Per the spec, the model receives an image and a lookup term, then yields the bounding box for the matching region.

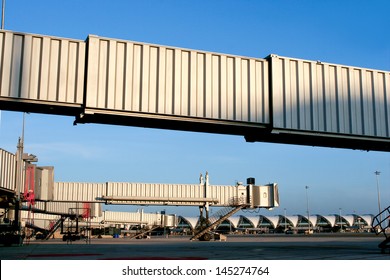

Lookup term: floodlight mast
[305,186,310,233]
[374,171,382,221]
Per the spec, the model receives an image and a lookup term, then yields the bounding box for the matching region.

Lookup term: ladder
[129,225,160,239]
[372,205,390,253]
[191,198,249,241]
[45,217,65,240]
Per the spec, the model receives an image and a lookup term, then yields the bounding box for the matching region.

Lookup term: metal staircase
[129,225,160,239]
[191,197,249,241]
[44,217,65,240]
[372,205,390,253]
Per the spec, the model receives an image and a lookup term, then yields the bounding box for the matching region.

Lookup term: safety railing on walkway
[45,217,65,240]
[372,205,390,253]
[128,225,160,239]
[190,197,249,241]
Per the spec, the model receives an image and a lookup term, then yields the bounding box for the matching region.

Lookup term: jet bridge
[1,145,279,244]
[52,174,279,241]
[52,173,279,210]
[1,30,389,151]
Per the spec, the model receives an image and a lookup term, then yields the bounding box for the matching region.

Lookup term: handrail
[372,205,390,237]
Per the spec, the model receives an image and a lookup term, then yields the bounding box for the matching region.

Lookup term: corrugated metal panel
[142,213,163,226]
[85,35,269,125]
[53,182,106,202]
[21,212,61,229]
[88,202,103,217]
[103,211,143,223]
[0,30,85,108]
[21,212,60,221]
[34,166,54,200]
[210,185,237,206]
[270,55,390,138]
[106,182,205,206]
[32,201,101,217]
[0,148,16,192]
[20,210,171,227]
[102,210,163,226]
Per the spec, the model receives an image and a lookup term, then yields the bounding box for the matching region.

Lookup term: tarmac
[1,233,390,260]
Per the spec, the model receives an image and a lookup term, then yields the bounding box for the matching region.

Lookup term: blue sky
[0,0,389,217]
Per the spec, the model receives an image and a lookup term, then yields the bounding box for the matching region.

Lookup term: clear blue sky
[0,0,389,217]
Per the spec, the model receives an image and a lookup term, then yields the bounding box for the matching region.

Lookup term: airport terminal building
[19,208,374,239]
[178,213,374,235]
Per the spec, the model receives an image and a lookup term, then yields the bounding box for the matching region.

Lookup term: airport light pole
[162,209,166,238]
[305,186,310,233]
[374,171,382,218]
[339,208,342,231]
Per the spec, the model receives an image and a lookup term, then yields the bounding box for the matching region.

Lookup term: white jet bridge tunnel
[1,148,278,213]
[52,173,279,210]
[50,173,279,241]
[2,147,279,241]
[1,30,389,151]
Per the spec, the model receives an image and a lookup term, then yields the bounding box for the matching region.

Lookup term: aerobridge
[1,147,278,242]
[1,148,279,210]
[53,175,278,209]
[1,30,389,151]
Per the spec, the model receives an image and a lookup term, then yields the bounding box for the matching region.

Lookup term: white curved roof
[228,216,241,228]
[309,215,317,226]
[180,217,199,229]
[245,216,260,227]
[298,215,317,226]
[322,215,337,227]
[262,215,280,228]
[178,213,374,229]
[285,215,299,227]
[342,215,355,227]
[356,214,373,225]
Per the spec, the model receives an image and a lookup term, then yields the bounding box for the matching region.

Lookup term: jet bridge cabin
[191,177,278,241]
[243,178,279,209]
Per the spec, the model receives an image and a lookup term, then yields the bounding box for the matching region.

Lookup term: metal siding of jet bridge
[102,210,163,226]
[21,212,61,229]
[105,182,207,206]
[104,182,277,207]
[34,166,54,201]
[53,182,106,202]
[53,181,209,206]
[21,212,60,222]
[270,55,390,139]
[32,201,102,217]
[210,185,238,206]
[252,184,279,209]
[0,30,86,114]
[50,180,279,208]
[83,35,270,130]
[103,210,147,224]
[0,148,16,192]
[0,30,389,151]
[105,182,256,207]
